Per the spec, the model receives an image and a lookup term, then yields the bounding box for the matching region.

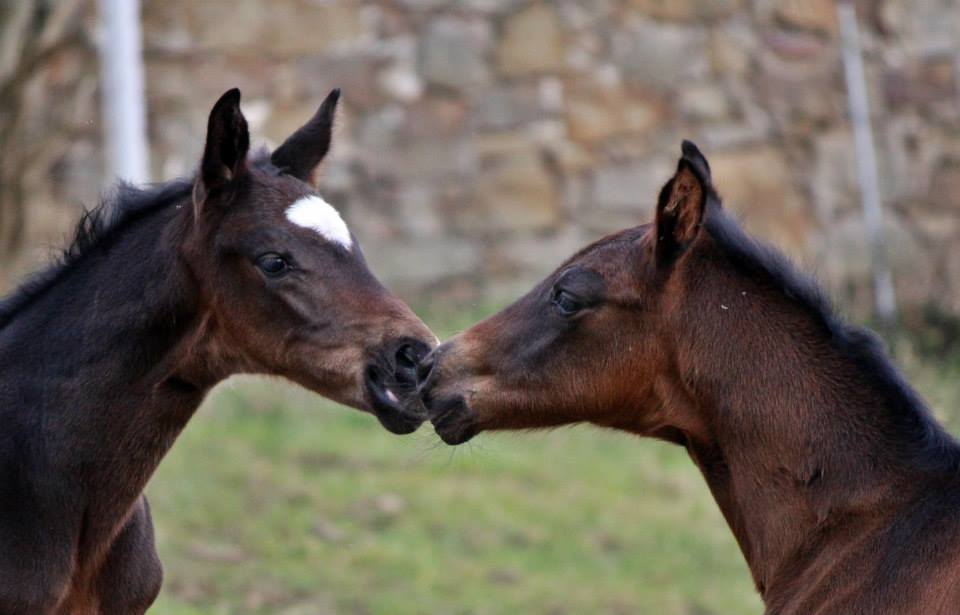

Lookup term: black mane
[0,152,284,331]
[705,205,960,472]
[0,178,194,330]
[705,205,836,335]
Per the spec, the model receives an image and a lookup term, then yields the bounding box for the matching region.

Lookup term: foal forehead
[567,225,650,272]
[284,194,353,250]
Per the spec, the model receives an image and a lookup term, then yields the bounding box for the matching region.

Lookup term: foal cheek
[289,345,367,405]
[448,329,504,377]
[303,340,365,380]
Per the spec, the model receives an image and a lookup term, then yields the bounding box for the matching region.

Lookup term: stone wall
[3,0,959,317]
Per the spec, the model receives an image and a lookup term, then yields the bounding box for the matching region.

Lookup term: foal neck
[0,197,223,517]
[669,269,960,604]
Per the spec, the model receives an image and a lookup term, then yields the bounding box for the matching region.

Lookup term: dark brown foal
[419,141,960,615]
[0,89,435,615]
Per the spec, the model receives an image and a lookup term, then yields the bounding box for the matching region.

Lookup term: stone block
[811,129,859,223]
[473,84,545,131]
[395,183,445,239]
[497,3,566,76]
[709,20,756,76]
[824,213,929,308]
[931,161,960,212]
[629,0,744,22]
[590,159,674,212]
[679,84,734,122]
[363,237,482,286]
[418,17,491,90]
[565,84,662,144]
[881,116,944,206]
[709,146,813,258]
[146,0,366,56]
[611,19,709,90]
[498,228,590,275]
[774,0,838,35]
[884,54,958,124]
[458,140,562,233]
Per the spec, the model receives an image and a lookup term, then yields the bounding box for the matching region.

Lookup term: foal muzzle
[364,339,432,434]
[416,345,479,445]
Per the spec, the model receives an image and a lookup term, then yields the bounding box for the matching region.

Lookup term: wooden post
[97,0,149,185]
[837,0,897,326]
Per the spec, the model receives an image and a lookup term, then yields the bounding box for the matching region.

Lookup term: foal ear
[197,88,250,205]
[655,140,712,261]
[270,88,340,185]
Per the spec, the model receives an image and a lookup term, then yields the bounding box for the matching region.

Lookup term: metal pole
[97,0,149,185]
[837,0,896,326]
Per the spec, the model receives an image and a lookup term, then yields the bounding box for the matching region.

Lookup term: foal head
[419,141,747,444]
[182,89,435,434]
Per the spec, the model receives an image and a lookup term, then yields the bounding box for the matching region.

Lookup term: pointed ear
[270,88,340,185]
[655,140,712,261]
[196,88,250,206]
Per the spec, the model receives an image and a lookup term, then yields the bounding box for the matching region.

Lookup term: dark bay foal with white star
[0,88,435,614]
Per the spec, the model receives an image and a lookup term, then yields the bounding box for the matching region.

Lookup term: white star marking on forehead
[285,195,353,249]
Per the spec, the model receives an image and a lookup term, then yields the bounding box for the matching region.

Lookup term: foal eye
[255,253,290,277]
[552,289,584,317]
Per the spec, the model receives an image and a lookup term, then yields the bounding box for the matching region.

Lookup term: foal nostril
[393,341,429,387]
[396,343,419,371]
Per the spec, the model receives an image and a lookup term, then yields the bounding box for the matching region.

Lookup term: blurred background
[1,1,959,614]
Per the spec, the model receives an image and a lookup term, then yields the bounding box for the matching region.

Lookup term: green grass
[147,313,960,615]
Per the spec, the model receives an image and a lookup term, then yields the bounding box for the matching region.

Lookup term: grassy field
[147,310,960,615]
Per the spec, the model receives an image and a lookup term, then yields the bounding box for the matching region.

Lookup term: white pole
[97,0,150,185]
[837,0,896,326]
